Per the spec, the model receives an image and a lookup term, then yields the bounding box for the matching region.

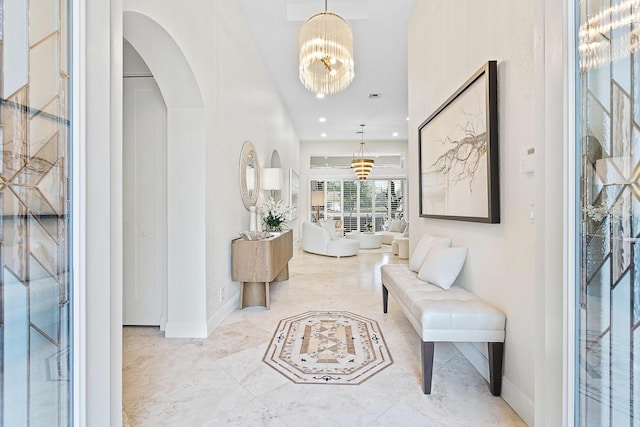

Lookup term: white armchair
[302,222,359,257]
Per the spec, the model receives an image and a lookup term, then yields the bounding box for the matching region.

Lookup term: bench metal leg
[488,342,504,396]
[382,285,389,313]
[421,341,435,394]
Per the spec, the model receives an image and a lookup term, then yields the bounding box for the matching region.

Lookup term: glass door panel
[1,0,73,425]
[577,0,639,424]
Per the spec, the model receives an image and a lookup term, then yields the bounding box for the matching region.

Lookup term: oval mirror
[239,141,260,209]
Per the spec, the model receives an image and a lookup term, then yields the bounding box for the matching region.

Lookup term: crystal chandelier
[352,125,374,180]
[298,0,355,95]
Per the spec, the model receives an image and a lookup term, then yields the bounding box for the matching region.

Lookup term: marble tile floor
[123,249,526,427]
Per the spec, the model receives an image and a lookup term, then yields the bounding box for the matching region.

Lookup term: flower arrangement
[583,200,608,222]
[259,197,293,231]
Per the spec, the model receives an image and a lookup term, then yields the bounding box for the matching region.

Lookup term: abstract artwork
[289,169,300,220]
[418,61,499,223]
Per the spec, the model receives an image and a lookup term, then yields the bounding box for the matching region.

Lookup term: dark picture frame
[418,61,499,223]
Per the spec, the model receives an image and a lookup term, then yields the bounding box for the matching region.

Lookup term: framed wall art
[418,61,499,223]
[289,169,300,220]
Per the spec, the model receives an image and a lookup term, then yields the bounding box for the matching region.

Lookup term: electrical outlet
[219,288,224,301]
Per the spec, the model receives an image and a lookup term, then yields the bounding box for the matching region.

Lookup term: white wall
[408,1,536,423]
[300,139,408,223]
[123,39,151,77]
[122,0,300,336]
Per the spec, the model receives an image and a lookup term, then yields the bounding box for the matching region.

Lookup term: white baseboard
[502,376,534,426]
[164,321,208,338]
[206,293,240,335]
[163,294,239,338]
[454,343,534,426]
[159,315,167,332]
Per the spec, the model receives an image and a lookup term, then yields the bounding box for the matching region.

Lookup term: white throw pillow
[417,245,468,290]
[408,234,452,272]
[402,222,409,237]
[388,219,403,232]
[318,221,337,240]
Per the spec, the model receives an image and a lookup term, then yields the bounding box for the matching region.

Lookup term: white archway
[123,11,208,337]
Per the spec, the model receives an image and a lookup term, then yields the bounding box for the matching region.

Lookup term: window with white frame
[310,179,405,233]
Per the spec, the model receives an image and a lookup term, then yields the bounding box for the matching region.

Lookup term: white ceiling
[236,0,415,143]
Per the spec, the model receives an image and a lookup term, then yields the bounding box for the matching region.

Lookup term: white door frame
[562,0,577,425]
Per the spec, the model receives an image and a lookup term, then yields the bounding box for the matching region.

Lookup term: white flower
[583,200,608,222]
[259,197,293,229]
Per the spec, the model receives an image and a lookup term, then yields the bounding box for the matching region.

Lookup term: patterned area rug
[263,311,393,385]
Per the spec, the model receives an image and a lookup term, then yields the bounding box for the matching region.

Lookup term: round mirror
[239,141,260,209]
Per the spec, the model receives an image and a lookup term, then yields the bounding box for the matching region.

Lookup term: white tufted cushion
[409,234,452,272]
[381,264,505,342]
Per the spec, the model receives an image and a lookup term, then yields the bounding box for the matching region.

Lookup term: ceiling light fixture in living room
[298,0,354,95]
[351,124,374,180]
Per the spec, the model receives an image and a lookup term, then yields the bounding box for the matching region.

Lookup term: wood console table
[231,229,293,309]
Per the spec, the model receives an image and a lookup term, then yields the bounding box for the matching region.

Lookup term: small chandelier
[352,124,374,180]
[298,0,355,95]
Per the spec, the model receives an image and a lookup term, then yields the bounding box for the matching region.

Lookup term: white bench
[381,263,506,395]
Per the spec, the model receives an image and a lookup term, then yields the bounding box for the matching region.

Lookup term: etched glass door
[0,0,73,425]
[577,0,639,424]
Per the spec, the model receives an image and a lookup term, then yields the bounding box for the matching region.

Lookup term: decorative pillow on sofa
[417,245,468,290]
[408,234,452,272]
[318,220,337,240]
[388,219,405,233]
[402,222,409,237]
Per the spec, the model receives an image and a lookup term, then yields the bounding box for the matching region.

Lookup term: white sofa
[302,222,359,257]
[379,218,408,244]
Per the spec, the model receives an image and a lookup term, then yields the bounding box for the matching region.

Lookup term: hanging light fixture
[298,0,355,95]
[352,124,374,180]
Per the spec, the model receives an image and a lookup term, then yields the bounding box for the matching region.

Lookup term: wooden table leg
[241,281,271,309]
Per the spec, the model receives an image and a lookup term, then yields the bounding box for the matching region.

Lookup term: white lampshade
[311,190,325,206]
[262,168,283,191]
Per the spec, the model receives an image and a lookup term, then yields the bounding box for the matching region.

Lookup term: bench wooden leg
[488,342,504,396]
[421,341,434,394]
[382,285,389,313]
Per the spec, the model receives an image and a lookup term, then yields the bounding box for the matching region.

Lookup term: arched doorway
[123,11,208,337]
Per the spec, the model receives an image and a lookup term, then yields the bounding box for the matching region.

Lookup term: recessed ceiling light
[316,93,325,99]
[321,133,327,137]
[406,117,410,121]
[319,117,326,122]
[392,132,399,137]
